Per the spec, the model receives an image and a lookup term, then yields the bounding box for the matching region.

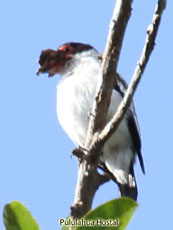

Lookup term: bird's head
[37,42,96,77]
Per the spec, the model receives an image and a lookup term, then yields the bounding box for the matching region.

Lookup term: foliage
[61,197,137,230]
[3,201,39,230]
[3,198,137,230]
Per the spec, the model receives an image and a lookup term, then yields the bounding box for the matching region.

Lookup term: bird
[37,42,145,200]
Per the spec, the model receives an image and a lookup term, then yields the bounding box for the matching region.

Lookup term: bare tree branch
[71,163,110,219]
[94,0,167,147]
[85,0,133,148]
[71,0,166,220]
[71,0,134,219]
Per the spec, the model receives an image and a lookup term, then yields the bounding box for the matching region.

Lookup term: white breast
[56,52,133,184]
[57,54,99,146]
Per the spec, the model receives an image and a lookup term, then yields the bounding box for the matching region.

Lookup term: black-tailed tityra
[37,42,145,200]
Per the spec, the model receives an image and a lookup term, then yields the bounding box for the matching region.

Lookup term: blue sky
[0,0,173,230]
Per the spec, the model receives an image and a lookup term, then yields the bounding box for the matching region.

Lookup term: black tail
[118,180,138,201]
[99,162,138,201]
[118,165,138,201]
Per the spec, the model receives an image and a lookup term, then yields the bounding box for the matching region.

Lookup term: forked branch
[71,0,166,220]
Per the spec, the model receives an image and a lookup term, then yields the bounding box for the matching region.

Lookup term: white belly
[57,71,133,184]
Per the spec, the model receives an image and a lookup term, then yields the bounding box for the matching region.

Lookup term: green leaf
[75,197,138,230]
[3,201,40,230]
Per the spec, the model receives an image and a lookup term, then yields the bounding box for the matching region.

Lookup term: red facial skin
[37,44,74,77]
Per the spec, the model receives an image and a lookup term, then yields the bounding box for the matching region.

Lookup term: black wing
[115,75,145,174]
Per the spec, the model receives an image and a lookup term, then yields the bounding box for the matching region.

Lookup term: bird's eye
[59,45,72,53]
[58,44,74,58]
[64,47,70,53]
